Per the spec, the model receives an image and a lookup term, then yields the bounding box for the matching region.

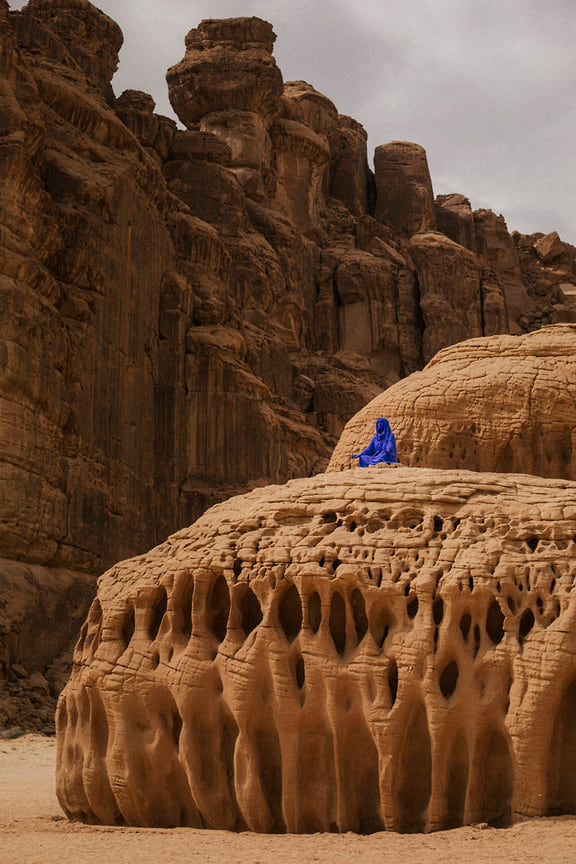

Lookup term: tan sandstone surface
[2,1,576,729]
[2,737,576,864]
[57,467,576,833]
[329,324,576,478]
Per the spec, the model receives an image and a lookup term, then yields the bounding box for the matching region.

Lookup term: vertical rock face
[1,7,576,728]
[56,468,576,832]
[374,141,437,235]
[20,0,122,103]
[407,232,483,362]
[435,194,477,254]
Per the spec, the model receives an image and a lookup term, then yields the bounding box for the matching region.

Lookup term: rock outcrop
[1,3,576,729]
[328,325,576,478]
[56,467,576,832]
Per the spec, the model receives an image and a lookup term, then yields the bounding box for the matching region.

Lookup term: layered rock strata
[2,3,576,727]
[329,325,576,478]
[56,467,576,832]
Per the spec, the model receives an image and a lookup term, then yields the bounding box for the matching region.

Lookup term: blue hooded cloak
[352,417,397,467]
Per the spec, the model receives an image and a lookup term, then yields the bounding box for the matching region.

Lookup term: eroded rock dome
[329,324,576,478]
[56,467,576,832]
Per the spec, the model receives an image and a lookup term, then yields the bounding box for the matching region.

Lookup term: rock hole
[433,626,439,653]
[388,659,398,706]
[527,537,539,552]
[506,596,516,613]
[88,597,102,625]
[322,511,337,523]
[178,576,194,639]
[536,595,543,611]
[433,596,444,625]
[454,518,461,529]
[486,599,505,644]
[329,591,347,655]
[121,604,135,648]
[370,607,391,649]
[208,574,230,643]
[239,586,263,637]
[319,556,325,568]
[295,656,305,689]
[473,623,481,658]
[148,587,168,640]
[308,592,322,633]
[434,515,443,532]
[496,581,502,593]
[348,520,357,532]
[351,589,368,645]
[278,584,302,643]
[550,578,557,593]
[76,622,88,654]
[469,576,474,593]
[332,558,341,572]
[439,659,459,699]
[172,707,183,749]
[407,595,419,619]
[460,612,471,642]
[233,558,242,578]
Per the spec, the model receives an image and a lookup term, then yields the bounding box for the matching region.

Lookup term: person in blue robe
[351,417,397,467]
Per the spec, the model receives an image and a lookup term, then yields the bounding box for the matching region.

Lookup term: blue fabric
[352,417,397,466]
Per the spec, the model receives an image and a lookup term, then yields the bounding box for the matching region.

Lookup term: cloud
[6,0,576,242]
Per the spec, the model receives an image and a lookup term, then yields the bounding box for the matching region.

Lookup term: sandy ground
[1,735,576,864]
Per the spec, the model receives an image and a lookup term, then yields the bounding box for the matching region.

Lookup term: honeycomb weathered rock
[56,467,576,832]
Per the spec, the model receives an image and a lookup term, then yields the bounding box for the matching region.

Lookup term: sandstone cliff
[56,467,576,832]
[1,2,575,727]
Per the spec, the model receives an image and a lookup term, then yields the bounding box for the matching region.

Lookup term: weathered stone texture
[1,4,576,728]
[329,325,576,479]
[56,468,576,831]
[374,141,436,235]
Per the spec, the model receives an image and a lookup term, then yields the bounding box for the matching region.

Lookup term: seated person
[351,417,397,467]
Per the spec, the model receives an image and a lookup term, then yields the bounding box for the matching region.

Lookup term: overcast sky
[9,0,576,244]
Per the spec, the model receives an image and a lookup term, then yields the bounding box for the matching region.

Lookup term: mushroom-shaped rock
[166,17,283,128]
[166,17,282,200]
[57,467,576,832]
[374,141,436,235]
[328,324,576,479]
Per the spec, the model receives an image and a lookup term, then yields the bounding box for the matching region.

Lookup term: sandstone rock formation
[328,325,576,479]
[56,467,576,831]
[375,142,436,235]
[1,2,576,729]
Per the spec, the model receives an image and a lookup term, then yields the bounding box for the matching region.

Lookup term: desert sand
[0,735,575,864]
